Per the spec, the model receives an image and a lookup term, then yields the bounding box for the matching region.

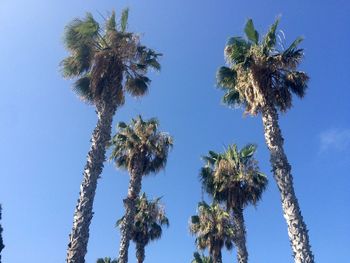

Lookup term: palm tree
[0,204,4,263]
[191,252,213,263]
[200,144,267,263]
[216,18,314,262]
[61,9,161,262]
[116,193,169,263]
[189,201,235,263]
[110,116,173,263]
[96,258,118,263]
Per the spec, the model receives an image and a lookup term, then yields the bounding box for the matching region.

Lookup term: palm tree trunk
[261,103,314,263]
[0,204,4,263]
[118,157,144,263]
[233,207,248,263]
[136,242,146,263]
[66,99,118,263]
[212,249,222,263]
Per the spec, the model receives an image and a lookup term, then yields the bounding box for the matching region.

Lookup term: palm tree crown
[61,9,161,104]
[217,18,309,114]
[192,252,213,263]
[189,202,235,261]
[96,257,118,263]
[200,144,267,210]
[110,115,173,175]
[116,193,169,246]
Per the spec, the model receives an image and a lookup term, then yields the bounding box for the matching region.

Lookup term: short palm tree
[110,116,173,263]
[116,193,169,263]
[189,201,235,263]
[96,258,118,263]
[0,204,4,263]
[216,18,314,262]
[191,252,213,263]
[61,9,161,262]
[200,144,267,263]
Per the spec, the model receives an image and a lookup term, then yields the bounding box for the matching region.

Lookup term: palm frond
[72,75,94,103]
[262,17,280,53]
[64,13,100,51]
[225,37,250,64]
[106,10,116,32]
[283,36,303,57]
[285,71,309,98]
[125,76,150,97]
[120,8,129,32]
[244,19,259,44]
[216,66,237,89]
[200,143,267,209]
[222,89,241,107]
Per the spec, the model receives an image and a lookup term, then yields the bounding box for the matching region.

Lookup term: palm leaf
[125,76,150,97]
[73,76,94,103]
[244,19,259,44]
[285,71,309,98]
[222,89,241,107]
[120,8,129,32]
[262,18,280,53]
[216,66,237,89]
[106,10,116,31]
[225,37,250,64]
[283,36,303,56]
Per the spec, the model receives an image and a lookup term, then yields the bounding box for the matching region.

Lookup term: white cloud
[319,128,350,152]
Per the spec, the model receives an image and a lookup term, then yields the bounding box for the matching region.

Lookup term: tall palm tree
[200,144,267,263]
[216,18,314,263]
[96,258,118,263]
[0,204,4,263]
[191,252,213,263]
[189,201,235,263]
[110,116,173,263]
[61,9,161,262]
[116,193,169,263]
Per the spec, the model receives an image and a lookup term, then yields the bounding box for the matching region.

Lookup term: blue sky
[0,0,349,262]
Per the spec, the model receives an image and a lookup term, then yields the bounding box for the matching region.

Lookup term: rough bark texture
[66,94,119,263]
[136,242,146,263]
[118,156,144,263]
[0,204,4,263]
[233,208,248,263]
[262,103,314,263]
[212,249,222,263]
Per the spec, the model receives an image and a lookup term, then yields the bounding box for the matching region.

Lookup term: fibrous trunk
[0,204,4,263]
[118,156,144,263]
[66,98,118,263]
[262,103,314,263]
[233,207,248,263]
[212,249,222,263]
[136,242,146,263]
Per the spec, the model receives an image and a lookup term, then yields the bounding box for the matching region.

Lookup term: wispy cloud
[319,128,350,152]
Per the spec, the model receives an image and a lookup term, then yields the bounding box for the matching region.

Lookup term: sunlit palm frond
[110,116,173,175]
[61,9,161,105]
[218,17,309,114]
[200,144,267,210]
[189,202,235,254]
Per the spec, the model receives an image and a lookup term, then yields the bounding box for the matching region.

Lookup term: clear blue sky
[0,0,349,262]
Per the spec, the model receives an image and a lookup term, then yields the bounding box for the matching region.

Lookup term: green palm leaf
[244,19,259,44]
